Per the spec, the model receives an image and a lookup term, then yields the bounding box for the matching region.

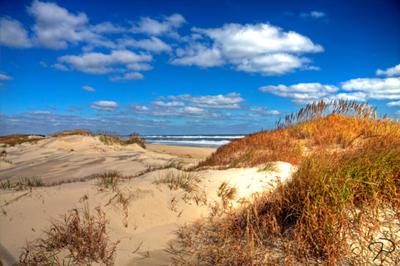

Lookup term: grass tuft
[0,176,44,191]
[96,171,122,192]
[154,171,201,193]
[19,204,119,265]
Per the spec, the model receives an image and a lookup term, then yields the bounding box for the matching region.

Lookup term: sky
[0,0,399,135]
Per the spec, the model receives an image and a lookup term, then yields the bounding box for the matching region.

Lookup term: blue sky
[0,0,399,135]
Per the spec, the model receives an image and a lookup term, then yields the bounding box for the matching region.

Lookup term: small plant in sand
[154,171,201,193]
[0,176,44,191]
[125,133,146,148]
[96,171,122,192]
[217,182,237,209]
[258,162,278,172]
[19,204,119,265]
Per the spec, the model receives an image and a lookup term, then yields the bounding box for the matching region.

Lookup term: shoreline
[146,143,216,159]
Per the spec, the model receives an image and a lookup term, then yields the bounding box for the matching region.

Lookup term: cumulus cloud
[242,106,280,117]
[27,0,94,49]
[131,13,185,36]
[387,101,400,107]
[90,100,118,111]
[172,44,224,67]
[152,101,185,107]
[376,64,400,77]
[341,77,400,100]
[259,83,338,103]
[130,93,245,118]
[168,92,245,109]
[117,37,171,53]
[109,72,144,81]
[91,22,127,34]
[82,85,95,92]
[259,75,400,106]
[172,23,322,75]
[0,17,32,48]
[58,50,152,74]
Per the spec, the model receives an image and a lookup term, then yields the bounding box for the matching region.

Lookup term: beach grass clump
[199,100,400,168]
[19,205,119,265]
[0,176,44,191]
[0,134,44,146]
[96,171,122,192]
[154,171,201,193]
[97,132,146,148]
[50,129,92,138]
[170,134,400,265]
[125,133,146,148]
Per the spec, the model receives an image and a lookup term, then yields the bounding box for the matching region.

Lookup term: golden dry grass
[19,204,119,265]
[199,101,400,168]
[0,134,44,146]
[50,129,92,138]
[171,101,400,265]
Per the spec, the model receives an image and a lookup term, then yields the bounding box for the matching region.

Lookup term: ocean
[142,135,245,147]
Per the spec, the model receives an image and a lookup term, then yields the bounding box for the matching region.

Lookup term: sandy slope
[0,136,295,265]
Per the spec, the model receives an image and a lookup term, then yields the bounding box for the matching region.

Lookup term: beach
[0,134,294,265]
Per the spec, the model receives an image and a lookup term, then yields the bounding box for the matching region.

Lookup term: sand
[0,135,295,265]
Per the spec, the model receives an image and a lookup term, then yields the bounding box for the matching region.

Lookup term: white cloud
[301,11,326,19]
[376,64,400,77]
[131,13,185,36]
[169,92,245,109]
[172,44,224,67]
[245,106,281,116]
[182,106,205,115]
[118,37,171,53]
[58,50,152,74]
[152,101,184,107]
[0,17,32,48]
[341,77,400,100]
[332,92,367,102]
[259,76,400,105]
[90,100,118,111]
[92,22,127,34]
[28,0,93,49]
[109,72,144,81]
[52,63,69,71]
[387,101,400,107]
[259,83,338,103]
[0,73,12,81]
[127,63,153,71]
[172,23,322,75]
[235,53,307,75]
[82,85,95,92]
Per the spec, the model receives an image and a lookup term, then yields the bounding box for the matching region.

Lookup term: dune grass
[97,132,146,148]
[96,170,122,192]
[0,134,44,146]
[0,176,44,191]
[170,101,400,265]
[19,204,119,265]
[154,171,201,193]
[199,100,400,168]
[50,129,92,138]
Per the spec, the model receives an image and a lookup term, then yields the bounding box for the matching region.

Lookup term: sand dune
[0,135,294,265]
